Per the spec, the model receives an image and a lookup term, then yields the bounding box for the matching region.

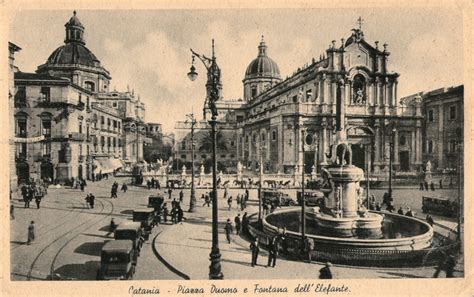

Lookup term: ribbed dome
[66,11,84,28]
[245,37,280,80]
[47,43,100,67]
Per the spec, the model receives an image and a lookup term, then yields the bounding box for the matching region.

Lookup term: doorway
[351,145,365,169]
[399,151,410,171]
[17,162,29,184]
[41,162,54,181]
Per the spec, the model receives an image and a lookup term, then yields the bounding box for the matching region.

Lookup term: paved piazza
[10,177,461,280]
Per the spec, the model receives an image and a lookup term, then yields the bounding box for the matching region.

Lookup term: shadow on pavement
[50,261,100,280]
[74,241,107,257]
[221,258,252,267]
[120,209,134,215]
[82,232,113,239]
[379,271,427,278]
[10,241,26,246]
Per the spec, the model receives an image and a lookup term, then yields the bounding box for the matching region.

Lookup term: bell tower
[64,11,85,45]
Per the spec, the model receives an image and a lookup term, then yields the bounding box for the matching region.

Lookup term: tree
[198,130,228,153]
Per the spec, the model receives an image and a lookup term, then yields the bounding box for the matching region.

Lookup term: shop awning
[93,157,124,174]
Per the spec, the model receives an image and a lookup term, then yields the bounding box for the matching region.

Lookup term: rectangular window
[15,86,26,105]
[220,154,226,158]
[40,87,51,102]
[449,106,456,120]
[17,143,27,158]
[293,95,298,103]
[42,120,51,137]
[230,141,235,147]
[113,102,118,108]
[251,87,257,98]
[101,136,105,148]
[17,119,27,137]
[79,93,82,103]
[272,130,277,141]
[428,110,434,122]
[306,89,313,101]
[118,122,121,130]
[78,122,83,134]
[113,120,117,130]
[201,154,207,159]
[236,115,244,122]
[79,144,83,156]
[42,142,51,157]
[181,154,186,160]
[86,96,90,109]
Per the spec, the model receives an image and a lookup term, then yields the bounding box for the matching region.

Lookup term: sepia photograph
[2,2,472,296]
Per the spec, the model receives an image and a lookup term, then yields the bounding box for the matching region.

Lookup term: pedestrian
[304,236,315,263]
[263,201,269,216]
[171,206,178,224]
[424,181,429,191]
[179,190,184,204]
[110,185,117,199]
[224,188,229,200]
[121,183,128,193]
[227,196,233,210]
[250,237,260,267]
[245,188,249,201]
[234,214,241,235]
[80,179,85,192]
[35,195,42,209]
[147,180,151,190]
[426,214,434,227]
[27,221,35,245]
[419,181,424,191]
[224,219,233,243]
[430,182,435,191]
[168,188,172,200]
[405,207,414,217]
[242,212,249,235]
[236,194,241,209]
[434,253,456,278]
[319,262,333,279]
[267,236,278,268]
[397,207,404,215]
[162,203,168,223]
[375,202,382,211]
[108,218,117,236]
[177,205,184,223]
[280,228,289,254]
[203,194,211,207]
[439,179,443,189]
[10,204,15,220]
[88,193,95,209]
[157,180,161,190]
[240,197,246,211]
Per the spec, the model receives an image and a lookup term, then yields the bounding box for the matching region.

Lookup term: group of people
[110,181,119,198]
[147,177,161,190]
[419,180,438,191]
[73,178,87,191]
[85,193,96,208]
[397,205,415,217]
[223,212,250,243]
[161,200,184,224]
[225,189,250,211]
[20,182,47,209]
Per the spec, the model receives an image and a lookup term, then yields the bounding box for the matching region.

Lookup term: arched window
[352,74,366,105]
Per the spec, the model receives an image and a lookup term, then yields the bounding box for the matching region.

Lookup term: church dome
[244,37,281,80]
[45,11,101,68]
[47,43,100,67]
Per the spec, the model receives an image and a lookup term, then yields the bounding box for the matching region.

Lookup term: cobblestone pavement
[10,178,463,280]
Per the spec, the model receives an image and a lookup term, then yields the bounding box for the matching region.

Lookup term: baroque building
[402,85,463,171]
[235,27,423,174]
[12,11,150,184]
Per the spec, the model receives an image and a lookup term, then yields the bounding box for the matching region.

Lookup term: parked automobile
[262,189,296,206]
[96,240,137,280]
[297,190,325,206]
[132,209,156,240]
[422,196,458,217]
[114,222,144,255]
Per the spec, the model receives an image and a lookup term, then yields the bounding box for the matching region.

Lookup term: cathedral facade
[235,27,423,174]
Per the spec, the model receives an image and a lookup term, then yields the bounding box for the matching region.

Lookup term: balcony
[69,132,86,141]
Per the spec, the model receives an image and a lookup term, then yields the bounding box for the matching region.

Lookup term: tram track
[25,197,115,280]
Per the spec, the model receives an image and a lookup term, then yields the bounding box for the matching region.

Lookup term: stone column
[318,79,323,104]
[278,121,284,172]
[438,105,444,168]
[374,125,381,172]
[393,129,399,166]
[248,133,252,161]
[331,81,337,111]
[411,130,416,168]
[320,124,328,165]
[415,126,422,164]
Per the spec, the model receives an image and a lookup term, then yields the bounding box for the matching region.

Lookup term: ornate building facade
[236,28,423,174]
[12,11,150,184]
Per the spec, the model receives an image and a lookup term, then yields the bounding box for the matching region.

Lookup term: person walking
[267,236,278,268]
[424,181,429,191]
[177,205,184,223]
[430,182,435,191]
[250,238,260,267]
[227,196,233,211]
[426,214,434,227]
[121,183,128,193]
[35,195,42,209]
[168,188,173,200]
[179,190,184,204]
[88,193,95,209]
[162,203,168,223]
[224,219,233,244]
[107,218,117,237]
[319,262,333,279]
[80,179,85,192]
[439,179,443,189]
[242,212,249,235]
[27,221,35,245]
[234,214,241,235]
[419,181,424,191]
[110,185,117,199]
[171,206,178,224]
[203,194,211,207]
[304,236,315,263]
[10,204,15,220]
[236,194,242,210]
[240,197,246,211]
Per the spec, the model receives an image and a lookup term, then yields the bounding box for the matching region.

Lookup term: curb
[151,230,190,280]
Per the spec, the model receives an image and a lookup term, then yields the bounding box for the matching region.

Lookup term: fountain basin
[309,211,384,238]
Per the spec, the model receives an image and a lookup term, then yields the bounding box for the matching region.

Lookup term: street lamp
[188,39,223,280]
[186,113,197,212]
[388,128,396,202]
[301,129,306,245]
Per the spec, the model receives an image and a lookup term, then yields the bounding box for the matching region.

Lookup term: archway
[41,162,54,181]
[17,162,29,184]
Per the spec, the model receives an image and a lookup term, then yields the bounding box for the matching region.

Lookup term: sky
[9,9,463,132]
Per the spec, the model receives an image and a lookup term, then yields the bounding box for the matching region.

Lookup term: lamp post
[186,113,197,212]
[456,127,463,247]
[258,145,263,222]
[188,39,223,280]
[301,129,306,245]
[388,128,396,202]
